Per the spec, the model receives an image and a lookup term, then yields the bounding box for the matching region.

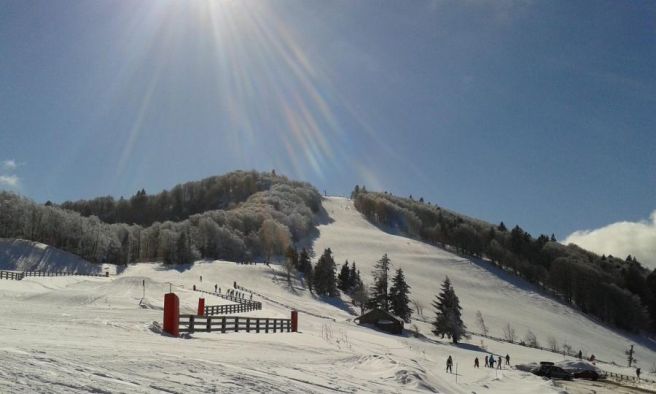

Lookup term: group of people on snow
[447,354,511,373]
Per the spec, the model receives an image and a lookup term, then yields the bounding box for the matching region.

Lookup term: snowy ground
[0,197,654,393]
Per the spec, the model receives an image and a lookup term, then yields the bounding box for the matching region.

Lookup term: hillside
[0,238,112,274]
[314,198,656,369]
[1,197,655,393]
[351,190,656,333]
[0,171,321,265]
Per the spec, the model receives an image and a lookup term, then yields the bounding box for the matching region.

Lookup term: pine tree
[337,260,351,291]
[312,248,337,296]
[432,277,467,344]
[348,261,359,290]
[367,253,391,311]
[298,248,313,291]
[389,268,412,322]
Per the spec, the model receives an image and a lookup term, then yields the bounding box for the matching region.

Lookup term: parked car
[573,369,600,381]
[532,363,574,380]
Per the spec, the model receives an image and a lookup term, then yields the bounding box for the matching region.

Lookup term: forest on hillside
[352,187,656,333]
[0,171,321,265]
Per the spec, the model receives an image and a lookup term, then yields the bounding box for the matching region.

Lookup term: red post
[163,293,180,337]
[198,298,205,316]
[291,310,298,333]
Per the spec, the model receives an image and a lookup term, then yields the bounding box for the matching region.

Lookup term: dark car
[532,364,574,380]
[573,370,600,381]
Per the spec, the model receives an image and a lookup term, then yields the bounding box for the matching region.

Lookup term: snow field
[0,196,654,392]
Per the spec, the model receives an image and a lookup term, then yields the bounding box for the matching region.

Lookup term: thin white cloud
[565,211,656,270]
[2,160,17,171]
[0,175,19,187]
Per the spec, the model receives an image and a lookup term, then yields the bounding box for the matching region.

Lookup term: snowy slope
[0,260,565,394]
[0,198,654,393]
[315,197,656,369]
[0,238,112,274]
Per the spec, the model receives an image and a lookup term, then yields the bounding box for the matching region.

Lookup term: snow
[0,197,653,393]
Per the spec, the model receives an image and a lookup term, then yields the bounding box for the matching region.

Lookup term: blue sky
[1,0,655,244]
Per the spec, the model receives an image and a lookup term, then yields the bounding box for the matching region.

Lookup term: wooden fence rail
[205,301,262,316]
[179,315,291,334]
[23,271,105,278]
[193,288,257,305]
[0,270,24,280]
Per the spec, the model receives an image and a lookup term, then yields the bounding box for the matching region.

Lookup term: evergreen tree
[389,268,412,322]
[498,221,508,232]
[305,264,314,293]
[312,248,337,296]
[367,253,391,311]
[298,248,312,273]
[348,262,360,290]
[432,276,467,344]
[337,260,351,291]
[298,248,314,291]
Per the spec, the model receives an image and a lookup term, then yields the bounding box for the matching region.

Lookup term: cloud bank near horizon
[565,211,656,270]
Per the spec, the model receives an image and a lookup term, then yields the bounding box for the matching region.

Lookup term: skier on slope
[446,356,453,373]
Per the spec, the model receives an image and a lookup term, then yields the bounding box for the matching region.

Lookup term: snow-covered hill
[315,197,656,368]
[0,238,113,274]
[0,197,654,393]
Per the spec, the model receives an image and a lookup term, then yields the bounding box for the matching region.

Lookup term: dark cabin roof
[355,309,405,335]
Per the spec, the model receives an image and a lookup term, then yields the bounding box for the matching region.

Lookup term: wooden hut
[354,308,404,335]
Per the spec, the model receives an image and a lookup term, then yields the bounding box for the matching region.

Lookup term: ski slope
[0,197,653,393]
[315,197,656,368]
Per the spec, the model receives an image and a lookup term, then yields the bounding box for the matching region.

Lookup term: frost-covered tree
[432,277,467,344]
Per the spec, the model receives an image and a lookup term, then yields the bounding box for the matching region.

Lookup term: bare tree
[352,284,369,315]
[475,310,489,336]
[503,323,516,343]
[562,342,573,356]
[524,329,539,348]
[547,336,559,352]
[412,299,425,320]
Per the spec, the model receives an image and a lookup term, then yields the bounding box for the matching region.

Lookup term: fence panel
[179,315,291,335]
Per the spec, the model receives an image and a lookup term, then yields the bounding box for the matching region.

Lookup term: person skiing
[484,355,489,368]
[497,356,502,369]
[505,354,510,365]
[214,284,218,293]
[474,357,479,368]
[446,356,453,373]
[489,356,495,368]
[578,350,582,359]
[637,368,641,380]
[200,275,203,283]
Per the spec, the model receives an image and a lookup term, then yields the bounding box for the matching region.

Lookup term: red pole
[198,298,205,316]
[291,310,298,332]
[163,293,180,337]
